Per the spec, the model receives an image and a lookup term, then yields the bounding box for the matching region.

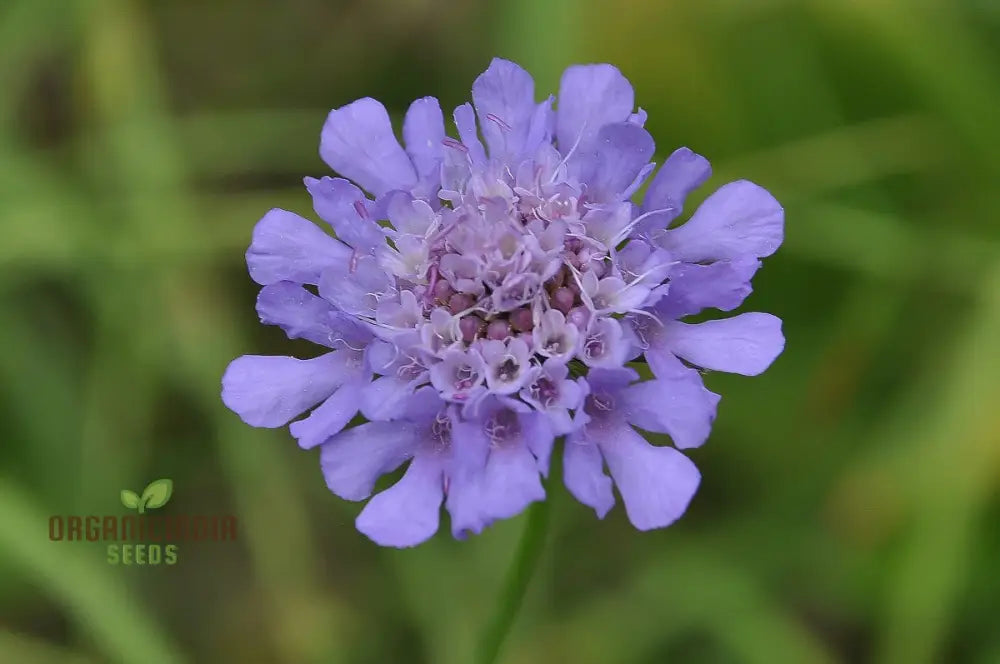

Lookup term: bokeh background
[2,0,1000,662]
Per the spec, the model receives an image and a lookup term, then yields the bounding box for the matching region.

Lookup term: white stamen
[328,334,367,353]
[548,121,588,184]
[610,206,676,245]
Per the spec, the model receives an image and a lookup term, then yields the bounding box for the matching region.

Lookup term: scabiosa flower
[222,58,785,547]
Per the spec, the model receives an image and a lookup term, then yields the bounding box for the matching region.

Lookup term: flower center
[454,364,477,390]
[584,393,615,419]
[410,175,608,349]
[584,334,606,360]
[484,408,520,445]
[544,334,567,355]
[629,314,653,349]
[431,411,452,448]
[396,355,424,380]
[497,356,519,382]
[529,377,559,408]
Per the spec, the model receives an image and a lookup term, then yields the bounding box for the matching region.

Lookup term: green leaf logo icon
[140,479,173,511]
[120,479,173,513]
[120,489,141,510]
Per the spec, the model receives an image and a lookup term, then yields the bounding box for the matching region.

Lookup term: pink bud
[459,316,480,343]
[567,307,590,329]
[433,280,454,302]
[448,293,474,313]
[486,320,510,340]
[510,308,534,332]
[551,287,575,313]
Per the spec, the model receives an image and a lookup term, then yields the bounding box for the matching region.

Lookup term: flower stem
[474,466,556,664]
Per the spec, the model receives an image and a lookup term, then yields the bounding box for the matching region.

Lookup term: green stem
[474,463,557,664]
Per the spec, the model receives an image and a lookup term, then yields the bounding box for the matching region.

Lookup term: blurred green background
[2,0,1000,662]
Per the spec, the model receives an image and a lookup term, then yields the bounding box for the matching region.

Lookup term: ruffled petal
[556,64,635,158]
[621,162,656,200]
[643,343,692,381]
[304,176,384,252]
[654,257,761,319]
[523,96,555,158]
[318,255,396,317]
[319,421,420,501]
[659,180,784,261]
[256,281,339,347]
[481,443,547,518]
[579,123,655,203]
[585,366,639,393]
[245,209,351,286]
[446,441,545,537]
[453,102,487,165]
[521,411,555,477]
[623,370,720,449]
[386,191,437,236]
[221,352,349,428]
[356,452,445,548]
[563,434,614,518]
[290,378,368,449]
[637,147,712,234]
[663,313,785,376]
[472,57,535,159]
[449,415,492,480]
[320,97,418,197]
[597,423,701,531]
[403,96,445,179]
[360,375,424,421]
[399,385,450,423]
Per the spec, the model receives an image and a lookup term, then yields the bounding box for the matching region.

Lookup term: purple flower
[446,396,554,537]
[564,367,714,530]
[520,358,586,435]
[481,338,533,395]
[323,387,454,547]
[222,57,785,547]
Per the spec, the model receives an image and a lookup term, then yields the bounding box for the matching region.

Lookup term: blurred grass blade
[717,115,949,202]
[0,479,187,664]
[807,0,1000,177]
[874,262,1000,662]
[475,459,557,664]
[0,0,79,143]
[0,630,100,664]
[509,544,837,664]
[78,0,353,659]
[161,276,356,664]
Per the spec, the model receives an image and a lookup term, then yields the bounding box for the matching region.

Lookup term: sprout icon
[120,479,173,514]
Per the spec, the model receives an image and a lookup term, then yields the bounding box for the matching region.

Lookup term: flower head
[222,58,785,547]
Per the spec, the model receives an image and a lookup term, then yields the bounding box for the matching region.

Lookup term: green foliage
[1,0,999,662]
